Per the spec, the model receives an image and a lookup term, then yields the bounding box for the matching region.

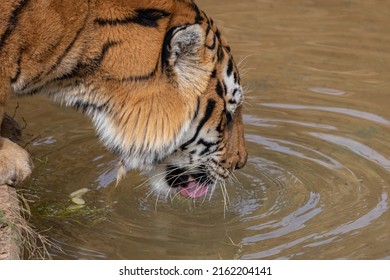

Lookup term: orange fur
[0,0,247,190]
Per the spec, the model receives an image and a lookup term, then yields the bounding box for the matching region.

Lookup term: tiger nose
[236,149,248,170]
[221,150,248,171]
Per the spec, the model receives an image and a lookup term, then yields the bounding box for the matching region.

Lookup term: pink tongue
[179,181,209,198]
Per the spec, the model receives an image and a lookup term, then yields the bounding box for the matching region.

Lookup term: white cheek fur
[223,67,243,115]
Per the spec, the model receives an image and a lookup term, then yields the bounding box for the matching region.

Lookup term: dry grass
[1,112,57,259]
[0,188,58,260]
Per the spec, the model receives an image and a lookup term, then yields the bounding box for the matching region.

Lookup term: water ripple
[310,133,390,171]
[246,133,343,169]
[308,192,388,244]
[260,103,390,126]
[244,192,322,242]
[242,192,388,259]
[244,115,337,130]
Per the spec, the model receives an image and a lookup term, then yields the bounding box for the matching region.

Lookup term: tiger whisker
[201,177,217,206]
[154,191,161,212]
[219,180,228,217]
[239,67,256,77]
[227,169,241,185]
[237,54,254,68]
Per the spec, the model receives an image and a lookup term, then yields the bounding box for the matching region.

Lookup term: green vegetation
[0,209,13,228]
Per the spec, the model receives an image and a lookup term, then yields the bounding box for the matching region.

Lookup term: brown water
[8,0,390,259]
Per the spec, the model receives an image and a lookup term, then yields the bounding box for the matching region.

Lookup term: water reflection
[308,87,346,96]
[246,134,343,169]
[260,103,390,126]
[243,192,388,259]
[244,192,322,242]
[310,133,390,171]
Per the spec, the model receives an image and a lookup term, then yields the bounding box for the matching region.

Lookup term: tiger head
[1,0,246,197]
[146,24,247,198]
[88,2,248,198]
[115,8,246,199]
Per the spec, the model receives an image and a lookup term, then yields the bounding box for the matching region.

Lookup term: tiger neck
[50,77,196,171]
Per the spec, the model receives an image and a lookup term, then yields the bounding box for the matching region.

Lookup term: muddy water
[8,0,390,259]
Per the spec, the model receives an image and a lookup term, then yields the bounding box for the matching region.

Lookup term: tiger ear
[163,24,214,92]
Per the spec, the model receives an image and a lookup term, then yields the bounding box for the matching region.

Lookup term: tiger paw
[0,137,32,186]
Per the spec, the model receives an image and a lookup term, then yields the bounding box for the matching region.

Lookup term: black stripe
[95,9,170,27]
[73,100,109,114]
[216,81,224,98]
[192,97,200,120]
[226,111,233,125]
[22,16,88,91]
[226,59,233,76]
[222,81,228,96]
[216,29,221,39]
[205,23,211,37]
[198,139,218,156]
[23,78,79,96]
[217,45,224,61]
[10,46,25,83]
[194,6,204,24]
[56,40,120,81]
[234,72,238,83]
[178,1,203,24]
[107,58,159,83]
[0,0,29,51]
[216,115,224,133]
[180,99,216,149]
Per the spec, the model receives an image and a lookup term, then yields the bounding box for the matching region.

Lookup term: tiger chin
[0,0,247,199]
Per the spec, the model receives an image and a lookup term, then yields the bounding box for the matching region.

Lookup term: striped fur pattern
[0,0,247,198]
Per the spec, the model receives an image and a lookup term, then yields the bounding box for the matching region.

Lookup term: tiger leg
[0,78,32,186]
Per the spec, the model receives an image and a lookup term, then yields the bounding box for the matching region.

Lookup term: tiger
[0,0,247,199]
